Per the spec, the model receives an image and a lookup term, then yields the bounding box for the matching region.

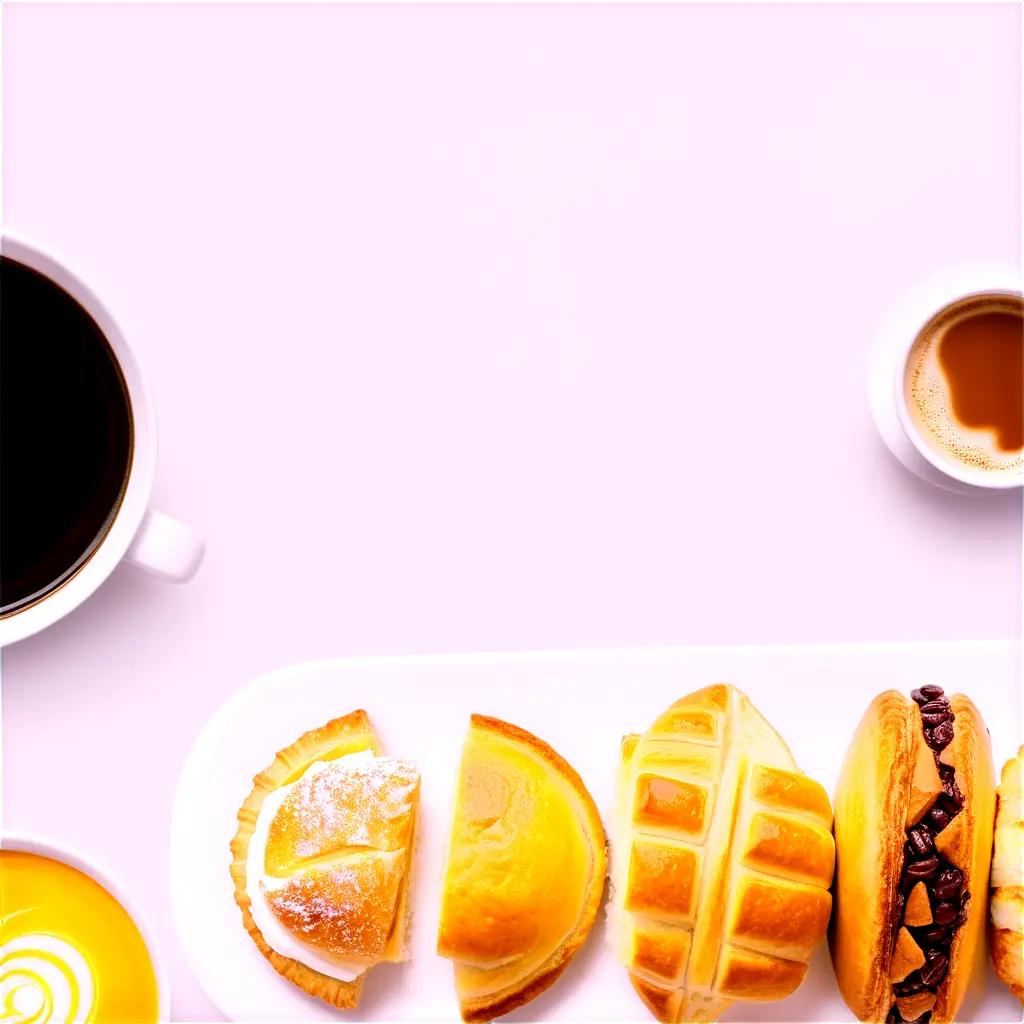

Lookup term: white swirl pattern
[0,935,95,1024]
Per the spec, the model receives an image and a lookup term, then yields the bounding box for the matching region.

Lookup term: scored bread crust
[830,691,995,1024]
[230,709,413,1010]
[613,684,835,1023]
[990,746,1024,1003]
[441,714,608,1023]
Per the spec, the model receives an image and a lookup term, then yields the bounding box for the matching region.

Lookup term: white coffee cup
[0,238,204,646]
[869,262,1023,493]
[1,832,171,1021]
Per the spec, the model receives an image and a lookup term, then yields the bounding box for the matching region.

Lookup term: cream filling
[245,753,376,983]
[991,821,1024,888]
[991,891,1022,932]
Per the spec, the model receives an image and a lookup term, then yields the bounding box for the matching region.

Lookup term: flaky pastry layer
[229,709,418,1010]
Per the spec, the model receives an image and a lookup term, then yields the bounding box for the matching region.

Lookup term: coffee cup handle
[124,509,205,583]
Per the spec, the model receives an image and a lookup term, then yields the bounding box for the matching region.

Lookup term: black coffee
[1,255,133,615]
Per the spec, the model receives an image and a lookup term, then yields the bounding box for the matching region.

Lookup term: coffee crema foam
[905,293,1023,478]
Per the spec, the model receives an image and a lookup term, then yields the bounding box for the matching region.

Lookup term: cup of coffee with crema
[0,239,205,646]
[869,264,1023,491]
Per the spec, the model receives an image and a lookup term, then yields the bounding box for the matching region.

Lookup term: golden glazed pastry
[229,710,419,1009]
[991,746,1024,1002]
[437,715,607,1022]
[610,683,835,1023]
[830,687,995,1024]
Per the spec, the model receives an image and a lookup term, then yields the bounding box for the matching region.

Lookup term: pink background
[2,3,1021,1021]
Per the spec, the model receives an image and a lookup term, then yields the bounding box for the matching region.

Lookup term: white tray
[171,642,1023,1022]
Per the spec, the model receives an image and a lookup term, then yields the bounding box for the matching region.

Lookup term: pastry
[830,686,996,1023]
[610,683,835,1022]
[437,714,607,1022]
[229,710,419,1009]
[990,746,1023,1001]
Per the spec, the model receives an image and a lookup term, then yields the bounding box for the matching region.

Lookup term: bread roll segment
[437,715,607,1023]
[611,684,835,1022]
[990,746,1024,1002]
[932,696,995,1023]
[230,710,420,1010]
[829,690,995,1024]
[830,692,918,1022]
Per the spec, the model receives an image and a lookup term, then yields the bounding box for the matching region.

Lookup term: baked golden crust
[931,696,994,1024]
[265,754,417,874]
[229,710,419,1010]
[263,852,407,963]
[612,684,835,1022]
[990,746,1024,1002]
[830,691,917,1023]
[438,714,608,1023]
[829,691,995,1024]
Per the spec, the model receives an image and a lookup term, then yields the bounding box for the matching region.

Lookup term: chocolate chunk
[941,779,962,805]
[926,722,954,749]
[906,825,934,856]
[938,788,963,815]
[937,767,963,810]
[898,684,966,994]
[893,974,926,997]
[950,890,971,928]
[936,797,960,819]
[905,856,940,880]
[933,868,963,900]
[916,924,949,945]
[919,951,949,987]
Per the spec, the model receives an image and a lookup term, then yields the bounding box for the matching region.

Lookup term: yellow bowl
[1,833,169,1023]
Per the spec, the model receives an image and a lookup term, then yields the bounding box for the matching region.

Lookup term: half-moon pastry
[830,686,995,1024]
[610,683,835,1022]
[437,714,607,1022]
[990,745,1023,1002]
[229,710,419,1009]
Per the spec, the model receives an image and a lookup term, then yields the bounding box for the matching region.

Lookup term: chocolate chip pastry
[829,687,995,1024]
